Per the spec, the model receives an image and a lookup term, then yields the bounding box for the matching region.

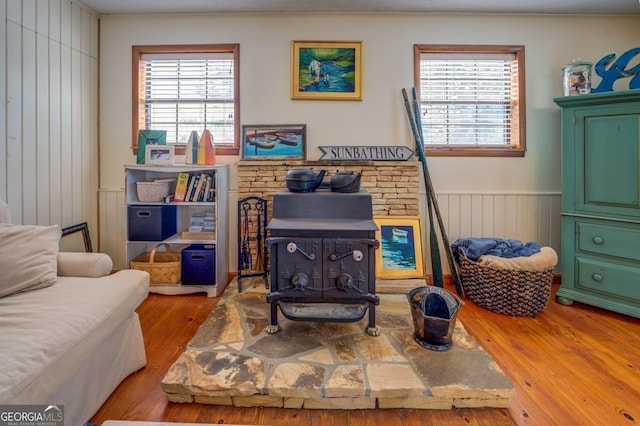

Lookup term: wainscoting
[100,188,561,273]
[433,192,561,272]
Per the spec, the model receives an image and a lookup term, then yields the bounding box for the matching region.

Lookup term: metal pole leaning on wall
[401,87,465,297]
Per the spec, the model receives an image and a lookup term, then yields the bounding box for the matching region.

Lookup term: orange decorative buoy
[204,129,216,165]
[198,129,216,165]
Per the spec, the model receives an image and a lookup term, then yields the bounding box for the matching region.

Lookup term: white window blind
[141,52,235,145]
[419,53,518,146]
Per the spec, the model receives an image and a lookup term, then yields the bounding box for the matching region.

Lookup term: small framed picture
[241,124,306,160]
[137,129,167,164]
[374,216,424,279]
[60,222,93,253]
[145,145,175,165]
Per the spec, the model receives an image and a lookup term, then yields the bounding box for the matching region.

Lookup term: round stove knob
[336,273,354,291]
[291,272,309,292]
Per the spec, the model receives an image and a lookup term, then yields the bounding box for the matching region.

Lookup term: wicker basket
[130,243,181,284]
[457,249,554,317]
[136,179,175,202]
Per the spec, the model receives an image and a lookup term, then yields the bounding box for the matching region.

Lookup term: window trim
[132,44,240,156]
[414,44,526,157]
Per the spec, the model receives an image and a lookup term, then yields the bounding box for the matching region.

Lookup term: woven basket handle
[149,243,173,263]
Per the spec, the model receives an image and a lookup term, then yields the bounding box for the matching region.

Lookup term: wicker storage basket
[130,243,181,284]
[457,249,554,317]
[136,179,175,202]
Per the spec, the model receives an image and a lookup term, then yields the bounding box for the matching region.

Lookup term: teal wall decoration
[137,130,167,164]
[592,46,640,93]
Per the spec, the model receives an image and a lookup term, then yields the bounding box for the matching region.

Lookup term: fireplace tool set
[236,196,268,292]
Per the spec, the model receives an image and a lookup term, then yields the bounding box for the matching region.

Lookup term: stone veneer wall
[237,160,422,217]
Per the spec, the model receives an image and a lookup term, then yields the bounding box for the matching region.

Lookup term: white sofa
[0,212,150,425]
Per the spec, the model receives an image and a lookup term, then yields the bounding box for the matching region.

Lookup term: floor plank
[90,283,640,425]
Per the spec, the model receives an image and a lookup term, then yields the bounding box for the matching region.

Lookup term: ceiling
[81,0,640,15]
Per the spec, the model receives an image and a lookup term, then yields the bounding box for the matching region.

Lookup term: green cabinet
[554,90,640,318]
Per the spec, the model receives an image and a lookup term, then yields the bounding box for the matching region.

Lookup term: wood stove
[266,189,380,336]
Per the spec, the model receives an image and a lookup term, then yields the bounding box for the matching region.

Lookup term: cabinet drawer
[577,221,640,262]
[576,257,640,301]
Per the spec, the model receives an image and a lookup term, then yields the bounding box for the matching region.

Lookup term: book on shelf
[186,174,200,202]
[173,172,191,202]
[203,212,216,232]
[193,173,208,202]
[189,213,205,232]
[197,175,211,202]
[173,171,216,203]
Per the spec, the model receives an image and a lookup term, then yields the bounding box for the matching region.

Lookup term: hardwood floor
[90,282,640,425]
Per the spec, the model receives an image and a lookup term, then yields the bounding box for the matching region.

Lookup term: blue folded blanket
[452,238,541,261]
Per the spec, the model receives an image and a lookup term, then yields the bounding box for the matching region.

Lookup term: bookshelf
[125,164,229,297]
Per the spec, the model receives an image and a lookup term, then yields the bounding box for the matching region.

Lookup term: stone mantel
[236,160,422,217]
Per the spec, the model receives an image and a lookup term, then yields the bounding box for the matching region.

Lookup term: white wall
[99,12,639,192]
[98,12,638,271]
[1,0,99,236]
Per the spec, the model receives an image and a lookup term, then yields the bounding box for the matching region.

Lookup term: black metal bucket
[407,286,463,351]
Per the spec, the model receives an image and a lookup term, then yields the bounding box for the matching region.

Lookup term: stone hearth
[162,278,514,410]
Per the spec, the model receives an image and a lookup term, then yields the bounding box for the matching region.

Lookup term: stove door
[323,238,375,299]
[271,237,323,298]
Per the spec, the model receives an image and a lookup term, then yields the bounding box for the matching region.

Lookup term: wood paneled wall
[0,0,99,238]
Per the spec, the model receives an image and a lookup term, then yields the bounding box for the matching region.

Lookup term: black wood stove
[266,189,380,336]
[267,189,379,336]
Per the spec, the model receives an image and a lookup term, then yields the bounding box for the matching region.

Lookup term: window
[132,44,240,156]
[414,45,525,157]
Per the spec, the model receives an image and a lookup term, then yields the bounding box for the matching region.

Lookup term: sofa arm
[57,252,114,278]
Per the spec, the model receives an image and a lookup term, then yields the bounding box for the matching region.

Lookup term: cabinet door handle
[591,273,603,282]
[592,236,604,245]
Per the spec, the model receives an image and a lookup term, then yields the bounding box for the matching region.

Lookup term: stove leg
[365,302,380,336]
[266,302,281,334]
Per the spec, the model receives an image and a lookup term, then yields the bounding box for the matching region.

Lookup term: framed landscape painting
[241,124,306,160]
[374,216,424,279]
[291,41,362,100]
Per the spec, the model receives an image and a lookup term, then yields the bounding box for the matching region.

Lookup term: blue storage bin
[181,244,216,285]
[128,205,177,241]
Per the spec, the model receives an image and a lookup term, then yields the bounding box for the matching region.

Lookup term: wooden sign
[319,146,414,161]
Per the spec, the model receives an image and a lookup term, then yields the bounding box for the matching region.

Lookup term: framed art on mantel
[291,40,362,101]
[241,124,306,160]
[374,216,424,279]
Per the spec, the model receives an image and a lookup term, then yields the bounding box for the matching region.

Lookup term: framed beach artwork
[291,41,362,100]
[374,216,424,279]
[145,145,175,165]
[241,124,306,160]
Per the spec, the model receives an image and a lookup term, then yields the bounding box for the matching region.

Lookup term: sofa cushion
[0,269,149,404]
[57,252,113,278]
[0,224,61,298]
